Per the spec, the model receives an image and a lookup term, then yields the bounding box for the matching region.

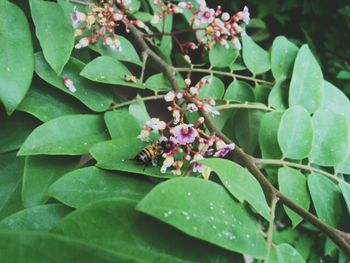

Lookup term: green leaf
[53,198,243,262]
[339,181,350,213]
[160,14,173,57]
[335,153,350,175]
[309,110,350,166]
[0,204,71,231]
[320,81,350,121]
[201,159,271,222]
[289,45,323,113]
[30,0,74,74]
[259,112,283,159]
[18,115,109,156]
[254,85,270,104]
[209,43,239,68]
[18,81,87,122]
[235,109,265,154]
[199,76,225,99]
[0,152,24,220]
[0,113,39,154]
[22,156,79,207]
[308,173,343,227]
[104,110,140,139]
[278,106,313,159]
[89,36,141,66]
[242,34,271,74]
[0,1,34,114]
[224,80,255,102]
[137,177,268,259]
[90,138,173,178]
[145,73,185,92]
[271,36,299,80]
[49,166,153,208]
[35,52,113,112]
[0,231,132,263]
[128,95,151,127]
[80,56,145,89]
[278,167,310,227]
[268,79,288,110]
[270,243,305,263]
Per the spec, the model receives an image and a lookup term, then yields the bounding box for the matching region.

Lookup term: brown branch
[143,27,206,38]
[128,24,350,255]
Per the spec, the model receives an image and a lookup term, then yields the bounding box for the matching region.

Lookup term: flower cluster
[71,0,148,50]
[138,77,235,178]
[151,0,250,50]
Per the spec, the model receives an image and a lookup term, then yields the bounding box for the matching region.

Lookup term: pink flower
[75,37,90,49]
[145,118,167,131]
[214,143,235,157]
[63,77,76,93]
[191,153,204,173]
[160,136,177,153]
[238,6,250,24]
[172,124,198,144]
[198,7,215,24]
[71,7,86,28]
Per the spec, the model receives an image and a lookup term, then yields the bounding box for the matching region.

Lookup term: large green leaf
[269,243,305,263]
[80,56,145,89]
[0,204,71,231]
[278,106,313,159]
[35,53,113,112]
[201,159,271,221]
[18,115,109,156]
[242,34,270,75]
[104,110,140,139]
[199,76,225,99]
[235,109,265,154]
[0,152,24,220]
[0,112,39,154]
[224,80,255,103]
[289,45,323,113]
[309,110,350,166]
[137,177,268,258]
[0,231,132,263]
[145,73,185,92]
[22,156,79,207]
[278,167,310,227]
[89,36,142,66]
[90,138,173,178]
[53,198,243,262]
[268,79,288,110]
[0,1,34,114]
[49,166,153,208]
[271,36,299,80]
[159,14,173,57]
[18,81,87,122]
[259,112,283,159]
[129,94,151,127]
[209,43,239,68]
[30,0,74,74]
[320,81,350,121]
[308,173,343,227]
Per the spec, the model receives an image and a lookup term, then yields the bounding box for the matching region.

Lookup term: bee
[135,141,164,167]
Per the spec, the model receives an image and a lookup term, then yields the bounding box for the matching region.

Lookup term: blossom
[214,142,235,157]
[221,12,230,21]
[203,104,220,116]
[173,110,180,125]
[71,7,86,28]
[75,37,90,49]
[232,36,242,50]
[160,136,177,153]
[63,77,76,93]
[238,6,250,24]
[187,103,198,112]
[151,15,160,25]
[145,118,167,131]
[198,7,215,24]
[161,155,174,173]
[164,91,175,102]
[191,153,204,173]
[172,124,198,144]
[137,130,151,142]
[112,13,124,21]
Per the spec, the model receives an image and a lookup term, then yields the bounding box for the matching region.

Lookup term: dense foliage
[1,0,350,262]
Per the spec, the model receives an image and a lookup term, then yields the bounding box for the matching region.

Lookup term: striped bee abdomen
[134,141,163,166]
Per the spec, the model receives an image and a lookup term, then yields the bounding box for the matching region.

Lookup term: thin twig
[216,103,276,112]
[110,94,164,110]
[264,194,278,263]
[255,158,341,184]
[175,67,275,86]
[140,51,148,83]
[128,24,350,255]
